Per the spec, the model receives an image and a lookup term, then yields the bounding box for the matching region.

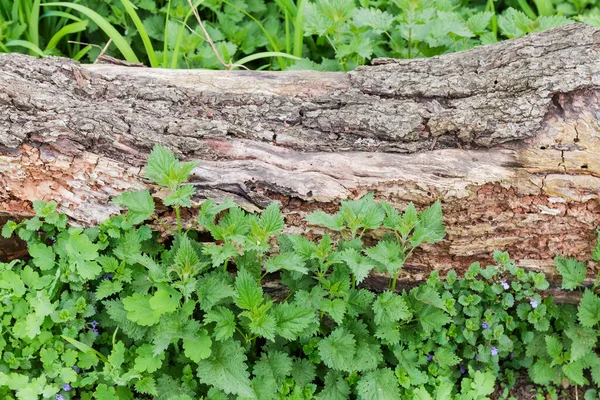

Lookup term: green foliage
[3,144,600,398]
[1,0,600,71]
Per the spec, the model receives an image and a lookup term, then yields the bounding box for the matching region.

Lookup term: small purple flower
[56,395,64,400]
[459,365,466,374]
[491,346,498,356]
[481,322,489,329]
[90,321,99,328]
[530,299,538,309]
[72,365,80,373]
[501,280,510,290]
[475,354,479,360]
[102,273,113,280]
[427,354,433,361]
[62,384,71,392]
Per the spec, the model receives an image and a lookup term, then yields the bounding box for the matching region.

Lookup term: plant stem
[175,206,182,235]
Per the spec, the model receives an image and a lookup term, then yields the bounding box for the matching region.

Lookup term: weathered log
[1,24,599,293]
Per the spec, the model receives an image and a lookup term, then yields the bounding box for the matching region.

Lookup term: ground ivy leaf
[149,289,181,316]
[123,293,160,326]
[134,344,165,373]
[183,329,212,362]
[28,243,55,270]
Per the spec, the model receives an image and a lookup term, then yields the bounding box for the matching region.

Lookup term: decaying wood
[1,23,599,294]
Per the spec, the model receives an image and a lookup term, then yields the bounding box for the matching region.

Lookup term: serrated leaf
[555,256,586,290]
[163,185,196,208]
[204,306,236,341]
[409,200,445,247]
[235,269,264,310]
[433,347,460,368]
[565,324,598,362]
[356,368,400,400]
[315,371,350,400]
[467,11,493,34]
[260,202,284,235]
[305,211,344,231]
[264,252,308,275]
[372,291,411,325]
[365,240,404,275]
[320,298,346,325]
[352,7,393,33]
[112,190,155,225]
[340,248,375,285]
[418,306,451,334]
[144,145,197,190]
[196,272,236,311]
[578,289,600,327]
[272,302,316,340]
[135,376,158,396]
[318,328,356,372]
[545,335,563,360]
[95,280,123,300]
[196,339,253,397]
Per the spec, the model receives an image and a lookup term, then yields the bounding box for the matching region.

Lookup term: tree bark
[1,23,599,292]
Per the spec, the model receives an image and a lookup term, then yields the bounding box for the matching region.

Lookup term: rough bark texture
[1,23,599,291]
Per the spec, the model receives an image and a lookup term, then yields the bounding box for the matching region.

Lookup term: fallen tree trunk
[1,23,599,293]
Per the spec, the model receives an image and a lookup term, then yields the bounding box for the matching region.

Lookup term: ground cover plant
[2,0,600,70]
[1,145,600,399]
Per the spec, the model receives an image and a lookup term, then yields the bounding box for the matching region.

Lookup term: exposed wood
[1,23,599,293]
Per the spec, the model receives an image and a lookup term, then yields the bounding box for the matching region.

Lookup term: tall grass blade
[5,39,46,57]
[119,0,158,67]
[44,2,139,63]
[28,0,41,47]
[45,20,87,51]
[233,51,301,68]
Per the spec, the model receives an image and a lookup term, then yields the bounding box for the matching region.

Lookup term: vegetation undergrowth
[1,145,600,399]
[3,0,600,71]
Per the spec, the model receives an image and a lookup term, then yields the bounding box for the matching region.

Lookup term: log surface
[1,23,599,286]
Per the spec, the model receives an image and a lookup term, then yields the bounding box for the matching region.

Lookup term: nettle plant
[0,144,595,399]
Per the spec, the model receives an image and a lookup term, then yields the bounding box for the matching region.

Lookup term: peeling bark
[1,24,599,291]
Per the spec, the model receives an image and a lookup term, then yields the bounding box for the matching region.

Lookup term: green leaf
[498,8,532,38]
[365,240,404,275]
[144,144,197,190]
[356,368,400,400]
[64,231,101,280]
[163,185,196,208]
[565,324,597,362]
[135,376,158,397]
[305,211,344,231]
[563,361,586,385]
[112,190,155,225]
[467,11,494,34]
[149,288,181,316]
[352,7,393,34]
[183,329,212,362]
[94,384,119,400]
[409,200,445,247]
[555,256,586,290]
[28,243,55,270]
[372,291,411,325]
[196,272,236,311]
[235,269,264,310]
[418,306,451,334]
[545,335,563,360]
[340,248,375,284]
[315,371,351,400]
[204,306,236,341]
[264,252,308,275]
[272,302,316,340]
[196,339,253,397]
[320,298,346,325]
[260,201,284,235]
[578,289,600,327]
[318,328,356,372]
[123,293,160,326]
[433,347,460,368]
[95,280,123,300]
[134,344,165,373]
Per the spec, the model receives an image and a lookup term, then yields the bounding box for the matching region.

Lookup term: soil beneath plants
[493,377,592,399]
